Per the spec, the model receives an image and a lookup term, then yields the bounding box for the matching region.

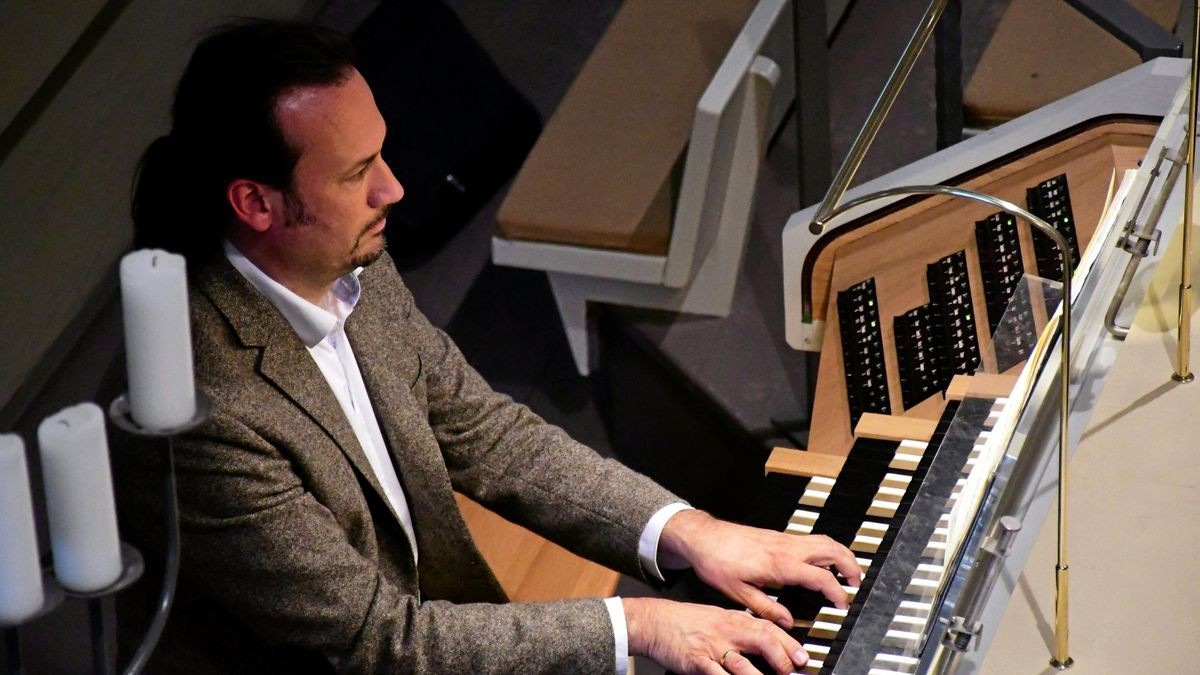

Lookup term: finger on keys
[721,650,766,675]
[799,566,849,610]
[732,621,807,675]
[807,535,863,587]
[751,628,807,675]
[740,584,794,629]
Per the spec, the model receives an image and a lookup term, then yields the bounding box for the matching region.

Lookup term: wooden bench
[964,0,1180,127]
[492,0,796,374]
[455,493,620,601]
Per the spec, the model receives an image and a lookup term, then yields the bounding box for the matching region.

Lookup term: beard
[348,209,389,268]
[283,190,389,271]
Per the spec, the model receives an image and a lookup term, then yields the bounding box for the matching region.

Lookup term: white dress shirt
[224,242,691,674]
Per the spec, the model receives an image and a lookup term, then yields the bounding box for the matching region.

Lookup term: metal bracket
[1105,139,1186,340]
[943,615,983,653]
[1119,224,1163,257]
[940,516,1022,660]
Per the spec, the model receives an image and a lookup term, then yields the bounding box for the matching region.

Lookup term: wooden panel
[455,493,620,602]
[945,373,1018,401]
[764,447,845,478]
[806,121,1155,456]
[854,413,937,443]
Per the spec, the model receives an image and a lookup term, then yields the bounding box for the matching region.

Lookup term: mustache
[362,205,391,234]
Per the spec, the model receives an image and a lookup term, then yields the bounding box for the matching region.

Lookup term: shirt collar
[223,241,363,348]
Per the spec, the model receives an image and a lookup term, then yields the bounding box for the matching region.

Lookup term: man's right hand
[623,597,807,675]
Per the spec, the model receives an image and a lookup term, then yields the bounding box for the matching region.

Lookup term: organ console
[762,56,1193,674]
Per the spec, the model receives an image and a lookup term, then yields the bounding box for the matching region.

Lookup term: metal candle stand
[67,543,147,675]
[1,390,211,675]
[2,571,64,675]
[99,390,212,675]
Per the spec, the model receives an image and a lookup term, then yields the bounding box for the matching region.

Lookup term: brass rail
[808,0,950,235]
[1173,2,1198,383]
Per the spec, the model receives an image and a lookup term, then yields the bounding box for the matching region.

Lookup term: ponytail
[130,133,224,265]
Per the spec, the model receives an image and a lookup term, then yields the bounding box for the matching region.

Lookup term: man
[122,20,859,674]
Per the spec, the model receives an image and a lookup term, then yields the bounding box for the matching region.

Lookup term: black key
[819,401,966,674]
[778,438,899,625]
[748,472,813,531]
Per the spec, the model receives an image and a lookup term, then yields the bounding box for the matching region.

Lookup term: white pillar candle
[120,249,195,430]
[37,404,122,593]
[0,434,44,624]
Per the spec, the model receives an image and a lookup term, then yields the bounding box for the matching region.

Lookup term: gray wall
[0,3,318,670]
[0,0,316,424]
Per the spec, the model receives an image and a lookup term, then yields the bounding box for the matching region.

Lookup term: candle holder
[2,569,65,675]
[60,543,145,675]
[85,389,211,675]
[2,389,198,675]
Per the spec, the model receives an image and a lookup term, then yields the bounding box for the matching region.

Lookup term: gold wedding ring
[720,649,737,667]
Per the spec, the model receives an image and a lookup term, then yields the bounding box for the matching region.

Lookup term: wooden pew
[455,493,620,601]
[492,0,794,374]
[964,0,1180,127]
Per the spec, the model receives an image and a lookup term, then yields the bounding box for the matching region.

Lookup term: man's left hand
[658,510,862,629]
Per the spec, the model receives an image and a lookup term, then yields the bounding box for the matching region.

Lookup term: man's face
[271,69,404,283]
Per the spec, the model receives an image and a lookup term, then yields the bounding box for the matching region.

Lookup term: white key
[804,643,829,657]
[880,627,921,649]
[867,499,899,518]
[898,600,932,615]
[889,613,928,628]
[876,653,920,667]
[852,534,884,554]
[890,452,922,471]
[799,489,829,508]
[791,509,820,525]
[861,521,888,536]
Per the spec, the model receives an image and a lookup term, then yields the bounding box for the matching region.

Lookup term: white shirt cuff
[638,502,694,581]
[603,597,629,675]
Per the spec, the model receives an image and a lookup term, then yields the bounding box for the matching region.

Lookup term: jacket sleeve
[380,258,684,581]
[169,409,618,674]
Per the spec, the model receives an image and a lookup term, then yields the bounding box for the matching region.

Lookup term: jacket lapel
[349,265,507,603]
[196,258,407,536]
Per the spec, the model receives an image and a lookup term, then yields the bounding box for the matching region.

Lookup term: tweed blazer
[115,252,680,674]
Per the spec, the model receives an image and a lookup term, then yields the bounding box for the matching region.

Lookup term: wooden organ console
[760,58,1193,674]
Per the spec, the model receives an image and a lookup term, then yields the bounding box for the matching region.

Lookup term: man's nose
[369,160,404,209]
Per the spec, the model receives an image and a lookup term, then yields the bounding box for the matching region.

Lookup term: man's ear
[226,179,280,233]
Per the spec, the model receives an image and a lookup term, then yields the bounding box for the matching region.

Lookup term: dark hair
[131,19,355,262]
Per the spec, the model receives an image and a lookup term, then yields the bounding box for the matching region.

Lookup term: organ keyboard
[758,380,1020,674]
[764,57,1194,674]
